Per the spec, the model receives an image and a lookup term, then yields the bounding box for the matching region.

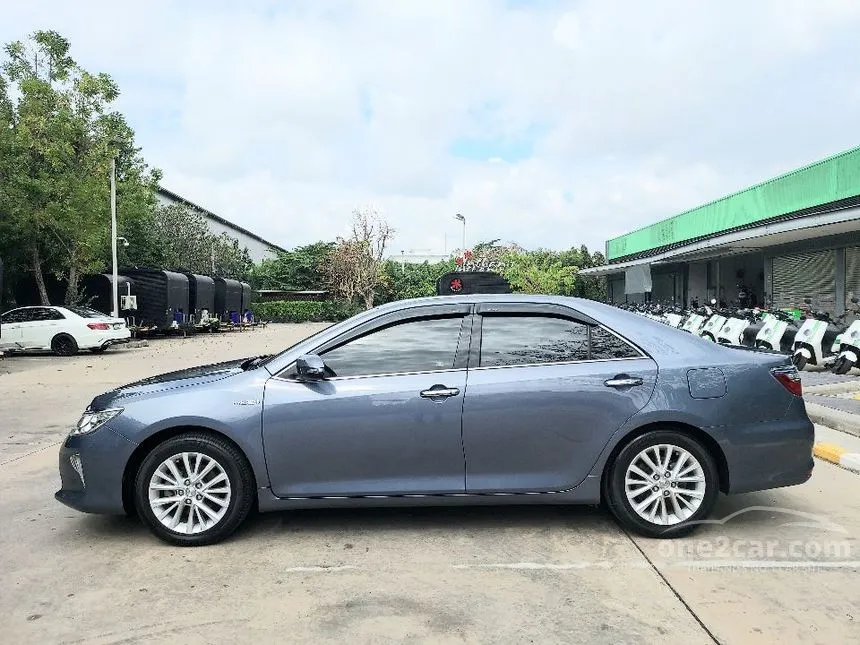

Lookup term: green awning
[607,145,860,261]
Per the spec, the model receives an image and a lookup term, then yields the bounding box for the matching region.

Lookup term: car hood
[90,358,254,409]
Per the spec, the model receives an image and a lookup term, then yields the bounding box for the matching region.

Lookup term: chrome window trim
[272,366,468,383]
[470,355,647,372]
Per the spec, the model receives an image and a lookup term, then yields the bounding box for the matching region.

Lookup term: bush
[252,300,362,323]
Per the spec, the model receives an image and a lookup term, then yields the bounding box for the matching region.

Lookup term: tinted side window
[32,308,65,321]
[589,326,640,360]
[11,309,38,323]
[1,309,28,323]
[321,316,464,378]
[480,316,589,367]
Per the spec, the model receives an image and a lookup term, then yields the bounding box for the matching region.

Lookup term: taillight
[87,322,111,330]
[772,367,802,397]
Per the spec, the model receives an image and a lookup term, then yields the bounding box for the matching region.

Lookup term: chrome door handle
[604,377,643,388]
[420,386,460,399]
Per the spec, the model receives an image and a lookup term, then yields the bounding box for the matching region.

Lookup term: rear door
[462,304,657,494]
[19,307,66,349]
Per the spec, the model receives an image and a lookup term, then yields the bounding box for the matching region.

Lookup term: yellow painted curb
[813,443,848,464]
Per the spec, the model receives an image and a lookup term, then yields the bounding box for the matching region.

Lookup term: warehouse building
[156,187,286,263]
[581,145,860,315]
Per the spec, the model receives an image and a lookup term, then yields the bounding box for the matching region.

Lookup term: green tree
[249,241,335,291]
[501,250,579,295]
[0,31,159,304]
[116,203,254,280]
[376,258,456,304]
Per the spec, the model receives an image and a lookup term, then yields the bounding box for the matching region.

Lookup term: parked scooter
[755,310,801,353]
[792,298,847,370]
[700,300,728,341]
[831,297,860,374]
[716,308,762,346]
[680,309,708,334]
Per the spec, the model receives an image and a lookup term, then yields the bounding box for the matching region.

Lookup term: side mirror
[296,354,327,380]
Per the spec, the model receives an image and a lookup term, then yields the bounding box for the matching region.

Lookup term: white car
[0,306,130,356]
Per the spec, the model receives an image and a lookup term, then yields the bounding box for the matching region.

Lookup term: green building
[581,145,860,314]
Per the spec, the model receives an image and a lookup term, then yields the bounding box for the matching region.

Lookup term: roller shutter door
[608,277,624,303]
[845,247,860,302]
[650,273,674,303]
[772,250,836,313]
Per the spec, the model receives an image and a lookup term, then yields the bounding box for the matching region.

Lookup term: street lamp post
[454,213,466,253]
[110,154,118,318]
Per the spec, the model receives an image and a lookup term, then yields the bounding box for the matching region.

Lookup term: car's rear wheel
[51,333,78,356]
[134,432,255,546]
[832,356,854,375]
[605,430,719,538]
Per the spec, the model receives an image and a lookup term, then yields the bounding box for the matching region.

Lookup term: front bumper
[55,427,138,515]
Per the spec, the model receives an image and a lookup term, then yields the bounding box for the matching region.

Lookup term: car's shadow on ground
[76,504,617,545]
[75,489,807,546]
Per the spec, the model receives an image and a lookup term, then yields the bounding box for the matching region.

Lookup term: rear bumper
[718,411,815,494]
[55,427,138,515]
[80,329,131,350]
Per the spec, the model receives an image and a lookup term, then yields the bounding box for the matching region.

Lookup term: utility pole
[454,213,466,252]
[110,155,119,318]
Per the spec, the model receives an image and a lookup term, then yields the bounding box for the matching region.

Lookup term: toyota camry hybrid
[56,295,814,546]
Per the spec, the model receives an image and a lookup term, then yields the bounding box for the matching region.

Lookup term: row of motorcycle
[619,297,860,374]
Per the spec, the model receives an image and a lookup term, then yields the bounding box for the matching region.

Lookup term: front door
[462,311,657,493]
[262,313,471,497]
[0,309,25,349]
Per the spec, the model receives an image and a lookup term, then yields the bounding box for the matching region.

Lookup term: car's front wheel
[134,432,255,546]
[605,430,719,538]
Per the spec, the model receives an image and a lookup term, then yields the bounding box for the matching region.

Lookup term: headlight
[70,408,123,436]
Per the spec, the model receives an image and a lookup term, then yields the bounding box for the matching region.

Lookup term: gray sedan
[56,295,814,545]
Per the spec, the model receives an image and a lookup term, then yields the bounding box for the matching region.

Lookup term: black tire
[51,333,78,356]
[134,432,255,546]
[792,354,808,370]
[90,346,108,354]
[604,430,720,539]
[832,356,854,375]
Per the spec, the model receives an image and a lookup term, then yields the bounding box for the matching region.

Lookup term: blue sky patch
[448,122,551,162]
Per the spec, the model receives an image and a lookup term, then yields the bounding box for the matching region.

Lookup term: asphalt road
[1,325,858,644]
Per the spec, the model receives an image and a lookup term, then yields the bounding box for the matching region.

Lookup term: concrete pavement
[1,327,859,644]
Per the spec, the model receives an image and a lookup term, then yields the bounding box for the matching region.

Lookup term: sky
[3,0,860,257]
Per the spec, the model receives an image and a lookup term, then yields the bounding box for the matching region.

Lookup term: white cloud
[2,0,860,256]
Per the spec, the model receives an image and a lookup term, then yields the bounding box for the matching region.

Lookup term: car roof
[3,305,62,311]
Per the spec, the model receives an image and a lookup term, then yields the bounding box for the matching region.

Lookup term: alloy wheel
[148,452,232,535]
[624,444,706,526]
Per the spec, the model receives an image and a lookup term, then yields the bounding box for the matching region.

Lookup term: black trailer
[214,278,243,321]
[436,271,512,295]
[240,282,253,313]
[186,274,216,322]
[79,274,138,319]
[121,269,190,329]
